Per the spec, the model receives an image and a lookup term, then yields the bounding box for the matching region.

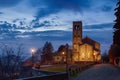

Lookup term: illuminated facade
[53,21,101,63]
[53,45,72,64]
[73,21,101,62]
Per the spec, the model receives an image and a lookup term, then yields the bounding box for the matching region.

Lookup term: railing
[15,62,96,80]
[15,67,68,80]
[32,67,61,75]
[69,62,96,76]
[15,72,68,80]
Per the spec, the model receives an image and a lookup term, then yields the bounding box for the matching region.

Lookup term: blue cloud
[30,0,91,10]
[0,0,23,8]
[33,0,91,19]
[0,0,117,54]
[0,22,114,53]
[35,8,59,19]
[31,20,51,28]
[101,5,113,12]
[0,12,3,14]
[30,0,117,23]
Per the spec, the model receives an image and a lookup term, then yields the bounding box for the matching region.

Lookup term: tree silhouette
[102,50,109,63]
[42,41,54,54]
[113,0,120,45]
[41,41,54,64]
[109,0,120,64]
[57,45,66,53]
[0,44,25,79]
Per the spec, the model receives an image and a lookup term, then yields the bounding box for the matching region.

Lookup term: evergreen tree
[42,41,54,54]
[102,50,109,63]
[109,0,120,64]
[57,45,66,53]
[113,0,120,45]
[42,41,54,64]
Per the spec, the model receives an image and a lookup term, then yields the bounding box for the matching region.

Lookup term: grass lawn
[40,64,66,72]
[39,63,95,76]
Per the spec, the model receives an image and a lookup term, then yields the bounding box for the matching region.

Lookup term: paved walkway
[75,64,120,80]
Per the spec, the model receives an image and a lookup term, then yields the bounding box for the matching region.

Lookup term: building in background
[53,45,72,64]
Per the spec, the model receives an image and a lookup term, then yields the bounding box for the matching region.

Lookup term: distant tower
[72,21,82,61]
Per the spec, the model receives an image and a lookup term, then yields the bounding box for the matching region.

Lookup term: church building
[72,21,101,62]
[53,21,101,64]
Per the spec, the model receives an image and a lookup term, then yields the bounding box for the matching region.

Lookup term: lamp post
[66,44,70,80]
[62,51,65,63]
[31,48,35,65]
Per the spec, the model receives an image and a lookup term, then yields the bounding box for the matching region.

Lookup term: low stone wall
[69,62,95,76]
[16,72,68,80]
[32,67,61,75]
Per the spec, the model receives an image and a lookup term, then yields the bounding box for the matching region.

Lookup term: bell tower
[73,21,82,45]
[72,21,82,61]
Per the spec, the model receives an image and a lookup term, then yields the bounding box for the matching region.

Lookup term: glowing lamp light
[31,48,35,54]
[94,52,97,56]
[62,52,65,55]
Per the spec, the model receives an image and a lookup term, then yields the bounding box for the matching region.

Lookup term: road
[74,64,120,80]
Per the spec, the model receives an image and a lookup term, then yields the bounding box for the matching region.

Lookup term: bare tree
[0,44,25,79]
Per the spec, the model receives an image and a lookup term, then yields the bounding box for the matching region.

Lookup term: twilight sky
[0,0,118,55]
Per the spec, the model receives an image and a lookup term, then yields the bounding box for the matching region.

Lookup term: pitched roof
[82,36,99,46]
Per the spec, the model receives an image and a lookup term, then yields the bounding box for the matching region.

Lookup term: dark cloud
[31,20,52,28]
[0,22,113,53]
[29,0,116,20]
[35,8,59,20]
[92,0,117,12]
[0,0,23,8]
[101,5,113,12]
[46,0,91,10]
[31,0,91,20]
[30,0,91,10]
[0,12,3,14]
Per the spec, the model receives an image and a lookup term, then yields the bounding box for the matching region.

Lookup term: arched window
[74,25,80,30]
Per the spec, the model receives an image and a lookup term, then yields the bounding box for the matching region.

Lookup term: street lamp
[31,48,36,65]
[65,44,70,80]
[31,48,35,54]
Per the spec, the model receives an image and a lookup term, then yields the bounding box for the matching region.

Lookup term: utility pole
[31,48,35,66]
[66,44,70,80]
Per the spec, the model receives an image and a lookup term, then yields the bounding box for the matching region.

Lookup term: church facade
[72,21,101,62]
[53,21,101,63]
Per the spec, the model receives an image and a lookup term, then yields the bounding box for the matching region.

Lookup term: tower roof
[73,21,82,23]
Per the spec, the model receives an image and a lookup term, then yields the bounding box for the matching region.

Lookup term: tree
[34,48,42,62]
[113,0,120,45]
[57,45,66,53]
[109,0,120,64]
[0,44,25,79]
[41,41,54,64]
[42,41,54,54]
[102,50,109,63]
